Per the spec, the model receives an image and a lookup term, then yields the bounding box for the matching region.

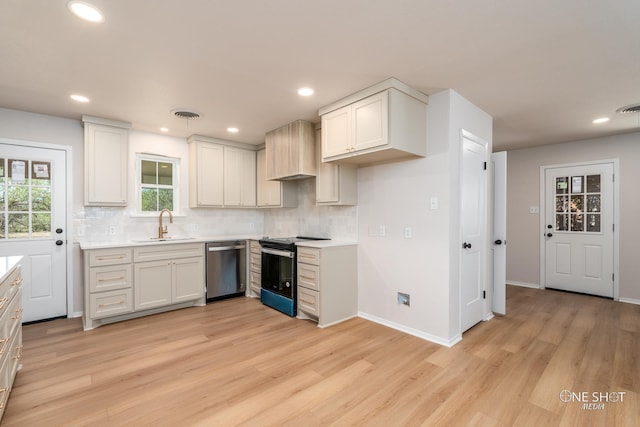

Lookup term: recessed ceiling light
[160,127,169,132]
[592,117,610,124]
[297,87,314,97]
[67,1,104,23]
[227,127,239,133]
[70,94,90,103]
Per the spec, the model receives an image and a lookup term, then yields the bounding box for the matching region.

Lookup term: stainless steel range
[259,236,329,316]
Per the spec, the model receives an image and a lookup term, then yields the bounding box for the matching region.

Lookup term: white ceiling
[1,0,639,151]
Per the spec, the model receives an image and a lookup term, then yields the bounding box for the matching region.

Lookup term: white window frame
[135,153,180,216]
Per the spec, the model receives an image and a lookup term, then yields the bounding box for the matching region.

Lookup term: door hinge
[612,173,615,182]
[483,161,487,170]
[613,224,615,232]
[482,290,486,299]
[612,273,615,282]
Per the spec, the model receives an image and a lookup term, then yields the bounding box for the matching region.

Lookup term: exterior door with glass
[544,162,614,297]
[0,142,67,322]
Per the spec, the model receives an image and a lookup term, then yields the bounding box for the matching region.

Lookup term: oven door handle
[261,248,294,258]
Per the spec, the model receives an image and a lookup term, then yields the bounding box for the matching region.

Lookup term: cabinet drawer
[250,253,261,272]
[298,264,320,291]
[0,290,22,358]
[0,326,21,415]
[298,287,319,317]
[89,248,132,267]
[249,281,261,295]
[134,243,203,262]
[0,266,21,319]
[90,288,134,319]
[250,270,261,286]
[89,264,132,293]
[249,240,261,254]
[297,247,320,266]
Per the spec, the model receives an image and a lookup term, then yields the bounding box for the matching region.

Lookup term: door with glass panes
[544,162,614,297]
[0,142,67,322]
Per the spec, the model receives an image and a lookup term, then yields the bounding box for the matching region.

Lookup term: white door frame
[539,159,619,300]
[0,137,74,317]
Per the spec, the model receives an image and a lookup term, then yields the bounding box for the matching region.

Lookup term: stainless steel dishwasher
[205,240,246,301]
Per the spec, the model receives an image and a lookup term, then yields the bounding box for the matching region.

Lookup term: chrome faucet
[158,209,173,239]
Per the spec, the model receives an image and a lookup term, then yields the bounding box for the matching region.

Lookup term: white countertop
[79,235,358,250]
[296,240,358,248]
[78,235,263,251]
[0,256,22,283]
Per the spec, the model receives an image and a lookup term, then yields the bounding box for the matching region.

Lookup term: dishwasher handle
[207,245,246,252]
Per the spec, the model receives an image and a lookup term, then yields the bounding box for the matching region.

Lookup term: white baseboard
[68,311,83,319]
[507,281,541,289]
[358,312,461,347]
[618,297,640,306]
[484,312,495,321]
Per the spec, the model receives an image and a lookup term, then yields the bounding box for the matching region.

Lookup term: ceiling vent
[616,103,640,114]
[171,109,201,119]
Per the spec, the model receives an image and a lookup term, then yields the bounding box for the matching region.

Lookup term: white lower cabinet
[296,244,357,327]
[0,257,23,422]
[83,243,205,330]
[134,244,204,311]
[248,240,262,297]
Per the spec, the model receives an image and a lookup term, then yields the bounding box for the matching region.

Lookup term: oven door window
[261,252,294,298]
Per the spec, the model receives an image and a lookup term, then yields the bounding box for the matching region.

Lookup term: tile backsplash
[75,178,357,243]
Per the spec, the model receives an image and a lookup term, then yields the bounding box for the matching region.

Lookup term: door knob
[462,242,472,249]
[56,228,63,234]
[494,239,503,245]
[56,240,64,246]
[546,233,553,238]
[547,224,553,229]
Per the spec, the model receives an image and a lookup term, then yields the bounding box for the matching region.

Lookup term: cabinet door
[352,91,388,151]
[172,257,204,303]
[240,149,256,207]
[196,143,224,206]
[256,149,282,206]
[134,260,172,310]
[223,146,243,206]
[321,107,351,159]
[84,123,128,206]
[315,128,340,203]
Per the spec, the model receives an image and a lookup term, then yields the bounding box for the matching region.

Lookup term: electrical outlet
[397,292,410,306]
[430,197,438,210]
[379,225,386,237]
[108,226,116,236]
[404,227,412,238]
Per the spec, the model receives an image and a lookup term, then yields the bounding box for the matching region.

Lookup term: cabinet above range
[319,78,428,165]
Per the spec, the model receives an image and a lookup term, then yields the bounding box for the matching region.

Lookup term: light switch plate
[430,197,438,210]
[529,206,539,214]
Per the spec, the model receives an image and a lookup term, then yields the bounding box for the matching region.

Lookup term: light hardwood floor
[2,286,639,426]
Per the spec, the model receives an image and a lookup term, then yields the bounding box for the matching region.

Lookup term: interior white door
[0,142,68,322]
[491,151,507,315]
[461,131,488,332]
[544,163,614,297]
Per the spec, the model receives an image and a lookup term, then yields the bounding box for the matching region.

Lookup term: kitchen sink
[130,237,196,243]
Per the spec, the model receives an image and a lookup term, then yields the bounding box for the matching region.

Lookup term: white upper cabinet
[319,78,428,165]
[224,146,256,207]
[83,116,130,206]
[256,148,297,208]
[188,136,256,208]
[265,120,316,180]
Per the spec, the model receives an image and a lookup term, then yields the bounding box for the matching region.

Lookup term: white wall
[506,131,640,301]
[356,89,492,345]
[263,178,357,240]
